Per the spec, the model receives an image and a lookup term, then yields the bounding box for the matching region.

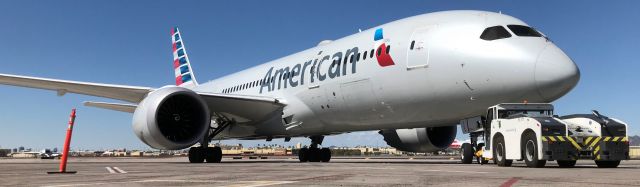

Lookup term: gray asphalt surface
[0,157,638,186]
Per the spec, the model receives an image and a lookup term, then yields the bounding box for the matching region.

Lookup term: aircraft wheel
[595,160,620,168]
[188,147,205,163]
[308,148,321,162]
[320,148,331,162]
[205,147,222,163]
[460,143,473,164]
[298,148,309,162]
[557,160,576,168]
[523,132,546,168]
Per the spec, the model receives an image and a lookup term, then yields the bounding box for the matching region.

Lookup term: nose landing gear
[298,136,331,162]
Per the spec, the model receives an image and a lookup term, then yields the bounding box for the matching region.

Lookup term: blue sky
[0,1,638,150]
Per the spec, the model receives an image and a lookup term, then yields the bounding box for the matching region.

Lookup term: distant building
[10,152,38,158]
[18,146,24,152]
[0,149,10,157]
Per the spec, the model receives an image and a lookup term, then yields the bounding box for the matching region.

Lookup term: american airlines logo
[259,28,395,93]
[374,28,395,67]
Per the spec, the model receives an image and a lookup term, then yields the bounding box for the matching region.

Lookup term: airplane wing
[0,73,152,103]
[198,92,285,123]
[84,93,285,123]
[84,101,137,113]
[0,73,285,123]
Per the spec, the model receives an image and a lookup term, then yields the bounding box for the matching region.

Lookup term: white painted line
[105,167,116,174]
[221,181,298,187]
[137,179,229,183]
[112,167,127,174]
[44,179,296,187]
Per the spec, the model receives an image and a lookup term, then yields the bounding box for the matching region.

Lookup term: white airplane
[0,10,579,163]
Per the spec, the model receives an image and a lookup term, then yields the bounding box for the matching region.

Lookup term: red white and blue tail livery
[171,27,198,87]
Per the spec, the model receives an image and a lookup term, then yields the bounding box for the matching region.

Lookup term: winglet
[171,27,198,87]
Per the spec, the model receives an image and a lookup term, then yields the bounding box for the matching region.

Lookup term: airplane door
[406,26,435,69]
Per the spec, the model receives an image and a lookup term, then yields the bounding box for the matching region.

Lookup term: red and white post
[48,109,78,174]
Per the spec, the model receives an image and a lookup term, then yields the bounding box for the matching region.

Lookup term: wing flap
[197,92,286,123]
[0,73,152,103]
[84,101,137,113]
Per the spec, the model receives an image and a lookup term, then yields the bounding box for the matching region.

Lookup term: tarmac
[1,157,639,187]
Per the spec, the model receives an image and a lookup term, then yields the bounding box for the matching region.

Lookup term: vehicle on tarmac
[461,103,630,168]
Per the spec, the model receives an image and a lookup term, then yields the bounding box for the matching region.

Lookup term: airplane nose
[534,44,580,102]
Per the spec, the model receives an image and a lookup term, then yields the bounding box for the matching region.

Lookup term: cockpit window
[507,25,542,37]
[480,26,512,41]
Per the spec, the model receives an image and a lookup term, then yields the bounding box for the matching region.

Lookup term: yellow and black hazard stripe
[543,136,628,160]
[593,136,628,160]
[541,136,567,142]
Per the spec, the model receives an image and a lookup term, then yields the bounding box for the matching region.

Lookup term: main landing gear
[298,136,331,162]
[188,118,232,163]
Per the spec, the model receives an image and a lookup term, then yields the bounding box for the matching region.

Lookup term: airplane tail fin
[171,27,198,87]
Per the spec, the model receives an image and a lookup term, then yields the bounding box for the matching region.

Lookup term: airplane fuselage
[192,10,579,139]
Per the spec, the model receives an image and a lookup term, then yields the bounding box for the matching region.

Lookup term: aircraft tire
[188,147,205,163]
[308,148,321,162]
[320,148,331,162]
[298,148,309,162]
[205,147,222,163]
[461,143,473,164]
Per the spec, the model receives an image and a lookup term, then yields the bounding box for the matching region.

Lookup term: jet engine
[379,126,457,153]
[132,86,210,150]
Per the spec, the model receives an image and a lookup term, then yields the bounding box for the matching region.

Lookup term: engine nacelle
[379,126,457,153]
[132,86,210,150]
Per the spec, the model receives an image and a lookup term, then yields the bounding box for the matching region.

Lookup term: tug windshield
[498,110,553,119]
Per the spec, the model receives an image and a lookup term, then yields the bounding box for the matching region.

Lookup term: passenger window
[480,26,512,41]
[377,47,382,56]
[507,25,542,37]
[370,49,374,58]
[363,51,367,60]
[386,45,391,54]
[410,41,415,50]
